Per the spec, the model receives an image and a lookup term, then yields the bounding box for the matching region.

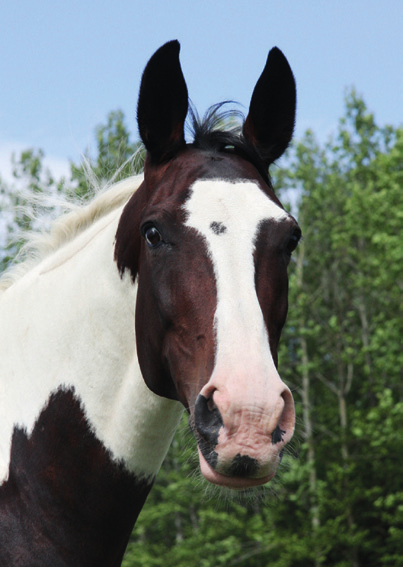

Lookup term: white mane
[0,174,144,295]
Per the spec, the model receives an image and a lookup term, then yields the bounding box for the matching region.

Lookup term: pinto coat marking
[0,40,300,565]
[0,389,152,567]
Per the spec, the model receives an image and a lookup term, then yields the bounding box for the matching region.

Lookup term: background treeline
[0,92,401,567]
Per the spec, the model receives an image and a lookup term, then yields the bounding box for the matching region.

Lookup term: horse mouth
[197,447,275,490]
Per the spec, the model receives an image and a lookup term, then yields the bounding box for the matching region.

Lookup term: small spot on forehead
[210,221,227,235]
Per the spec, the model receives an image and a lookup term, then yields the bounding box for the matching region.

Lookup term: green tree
[276,91,402,566]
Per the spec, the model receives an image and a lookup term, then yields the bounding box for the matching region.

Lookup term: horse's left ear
[137,40,188,164]
[243,47,296,166]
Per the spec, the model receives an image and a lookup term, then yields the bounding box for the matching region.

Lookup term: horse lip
[197,448,275,490]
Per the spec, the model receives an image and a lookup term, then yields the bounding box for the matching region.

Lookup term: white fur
[184,179,290,417]
[0,178,183,483]
[0,175,144,295]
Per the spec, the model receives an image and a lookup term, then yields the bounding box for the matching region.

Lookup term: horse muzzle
[193,379,295,489]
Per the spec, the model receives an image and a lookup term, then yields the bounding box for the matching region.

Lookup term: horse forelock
[187,103,272,187]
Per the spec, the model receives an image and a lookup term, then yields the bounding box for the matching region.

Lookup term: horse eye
[144,226,162,248]
[286,229,301,255]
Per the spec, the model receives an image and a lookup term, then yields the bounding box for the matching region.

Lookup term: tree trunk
[338,360,358,567]
[296,244,321,566]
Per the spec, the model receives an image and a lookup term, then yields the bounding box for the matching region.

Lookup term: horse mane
[187,103,272,186]
[0,173,144,294]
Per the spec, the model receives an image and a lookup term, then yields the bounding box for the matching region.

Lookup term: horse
[0,40,301,566]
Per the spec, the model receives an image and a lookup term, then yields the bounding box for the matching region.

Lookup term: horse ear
[243,47,296,166]
[137,40,188,164]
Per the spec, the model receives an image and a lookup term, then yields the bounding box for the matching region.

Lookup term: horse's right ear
[137,40,188,164]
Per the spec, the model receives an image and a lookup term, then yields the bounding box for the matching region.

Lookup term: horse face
[115,41,299,488]
[133,149,298,488]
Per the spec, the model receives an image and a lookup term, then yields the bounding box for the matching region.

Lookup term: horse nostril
[272,388,295,445]
[272,425,286,444]
[194,393,223,446]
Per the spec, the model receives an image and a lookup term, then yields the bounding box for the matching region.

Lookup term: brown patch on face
[114,180,148,283]
[253,219,289,365]
[253,216,300,365]
[114,150,223,406]
[135,206,217,407]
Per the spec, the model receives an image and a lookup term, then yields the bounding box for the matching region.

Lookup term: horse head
[115,41,300,489]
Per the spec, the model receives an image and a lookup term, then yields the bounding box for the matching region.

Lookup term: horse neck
[0,206,183,563]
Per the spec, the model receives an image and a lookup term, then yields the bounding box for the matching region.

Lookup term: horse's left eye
[286,228,302,255]
[144,226,162,248]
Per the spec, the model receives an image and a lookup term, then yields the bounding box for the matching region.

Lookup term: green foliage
[275,90,402,566]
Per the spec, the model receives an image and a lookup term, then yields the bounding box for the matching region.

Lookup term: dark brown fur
[0,389,152,567]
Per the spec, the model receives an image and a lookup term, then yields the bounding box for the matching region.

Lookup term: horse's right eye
[144,226,162,248]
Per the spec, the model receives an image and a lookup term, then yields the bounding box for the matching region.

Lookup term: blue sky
[0,1,402,181]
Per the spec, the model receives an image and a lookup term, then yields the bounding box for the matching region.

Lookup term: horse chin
[197,448,275,490]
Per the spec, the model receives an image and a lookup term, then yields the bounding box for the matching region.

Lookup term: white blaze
[184,179,288,397]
